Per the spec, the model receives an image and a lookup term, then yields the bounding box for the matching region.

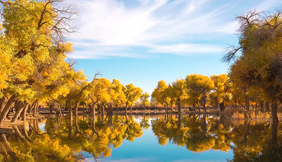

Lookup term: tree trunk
[271,99,279,124]
[177,99,181,115]
[58,106,62,117]
[74,102,79,117]
[260,101,265,112]
[0,95,16,125]
[0,97,8,114]
[245,94,249,111]
[178,114,181,128]
[11,101,24,122]
[219,102,225,111]
[108,114,112,126]
[203,95,206,114]
[125,106,128,115]
[102,105,105,118]
[92,104,96,132]
[109,105,113,115]
[28,104,32,115]
[265,101,270,112]
[50,105,53,114]
[33,103,38,117]
[17,102,29,122]
[83,104,85,114]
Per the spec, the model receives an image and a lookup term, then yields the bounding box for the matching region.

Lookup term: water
[0,115,281,162]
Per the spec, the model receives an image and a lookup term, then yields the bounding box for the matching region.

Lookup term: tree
[185,74,214,112]
[224,11,282,123]
[152,80,171,113]
[111,79,126,109]
[209,74,232,111]
[123,84,142,114]
[0,0,77,124]
[171,79,188,114]
[140,92,150,107]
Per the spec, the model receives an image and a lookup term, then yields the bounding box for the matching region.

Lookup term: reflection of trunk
[0,95,16,124]
[165,104,168,120]
[91,104,99,137]
[130,106,132,114]
[202,115,207,133]
[242,122,250,144]
[219,102,225,111]
[245,94,249,111]
[193,103,196,111]
[13,126,29,145]
[21,125,31,142]
[68,100,73,140]
[92,104,96,132]
[271,100,279,123]
[75,115,80,133]
[177,114,181,128]
[74,101,79,132]
[0,143,8,160]
[0,134,18,161]
[272,122,278,147]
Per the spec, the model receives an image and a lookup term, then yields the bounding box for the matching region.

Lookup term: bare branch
[222,46,243,63]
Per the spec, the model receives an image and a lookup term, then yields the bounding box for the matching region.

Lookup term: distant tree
[186,74,214,112]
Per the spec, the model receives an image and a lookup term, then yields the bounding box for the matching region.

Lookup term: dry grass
[220,108,282,120]
[231,111,245,119]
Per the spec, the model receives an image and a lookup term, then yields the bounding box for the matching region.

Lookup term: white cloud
[149,44,224,55]
[65,0,281,59]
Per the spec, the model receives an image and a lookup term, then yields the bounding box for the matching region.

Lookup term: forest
[1,0,282,127]
[1,0,282,162]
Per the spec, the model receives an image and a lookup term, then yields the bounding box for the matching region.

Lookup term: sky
[65,0,282,95]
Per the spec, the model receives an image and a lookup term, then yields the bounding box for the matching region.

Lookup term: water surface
[0,115,281,162]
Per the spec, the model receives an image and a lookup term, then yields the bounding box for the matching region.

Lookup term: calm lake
[0,115,281,162]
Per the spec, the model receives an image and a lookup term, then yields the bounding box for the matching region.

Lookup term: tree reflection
[0,115,281,162]
[0,120,81,162]
[45,114,143,160]
[152,115,282,162]
[0,115,143,161]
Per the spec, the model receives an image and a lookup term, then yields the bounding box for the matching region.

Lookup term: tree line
[0,0,149,125]
[1,0,281,124]
[152,10,282,123]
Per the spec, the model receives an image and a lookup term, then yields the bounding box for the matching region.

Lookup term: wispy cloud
[66,0,281,59]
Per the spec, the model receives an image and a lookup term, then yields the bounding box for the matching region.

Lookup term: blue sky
[66,0,282,95]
